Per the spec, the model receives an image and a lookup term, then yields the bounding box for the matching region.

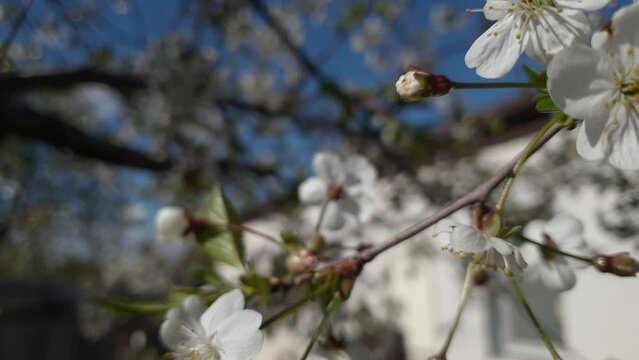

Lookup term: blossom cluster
[147,2,639,359]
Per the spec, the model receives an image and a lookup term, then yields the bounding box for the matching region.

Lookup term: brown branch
[0,68,145,96]
[355,124,563,263]
[0,104,171,171]
[308,124,565,275]
[0,0,34,62]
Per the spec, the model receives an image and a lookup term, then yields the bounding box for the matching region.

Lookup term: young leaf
[521,64,547,87]
[195,184,245,268]
[535,95,559,113]
[98,297,173,314]
[281,229,306,251]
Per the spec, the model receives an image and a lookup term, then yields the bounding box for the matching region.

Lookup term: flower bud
[285,249,319,272]
[155,206,189,242]
[395,67,452,101]
[593,252,639,277]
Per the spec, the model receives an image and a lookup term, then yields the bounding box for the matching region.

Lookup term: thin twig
[512,281,563,360]
[0,0,34,62]
[352,124,563,265]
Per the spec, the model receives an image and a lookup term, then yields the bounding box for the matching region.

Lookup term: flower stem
[517,236,593,264]
[451,81,543,90]
[261,282,332,329]
[435,263,476,357]
[208,221,283,248]
[315,199,330,233]
[495,114,564,213]
[512,281,563,360]
[299,294,340,360]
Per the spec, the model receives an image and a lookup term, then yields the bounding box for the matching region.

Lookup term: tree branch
[0,68,145,96]
[0,104,171,171]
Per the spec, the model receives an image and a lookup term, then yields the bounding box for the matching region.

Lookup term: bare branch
[0,104,171,171]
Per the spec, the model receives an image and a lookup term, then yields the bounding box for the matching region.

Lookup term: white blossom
[434,220,527,277]
[159,290,263,360]
[155,206,189,242]
[547,3,639,169]
[298,152,377,230]
[521,214,590,291]
[465,0,610,79]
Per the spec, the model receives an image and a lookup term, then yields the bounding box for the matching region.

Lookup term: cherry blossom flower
[434,220,527,277]
[155,206,190,242]
[298,152,377,230]
[465,0,610,79]
[159,289,263,360]
[547,3,639,169]
[521,214,590,291]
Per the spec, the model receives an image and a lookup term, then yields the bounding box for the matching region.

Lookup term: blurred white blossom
[521,214,590,291]
[298,152,377,230]
[155,206,189,242]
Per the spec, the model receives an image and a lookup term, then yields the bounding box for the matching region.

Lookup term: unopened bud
[155,206,190,242]
[594,252,639,277]
[285,250,319,272]
[395,67,452,101]
[338,277,356,300]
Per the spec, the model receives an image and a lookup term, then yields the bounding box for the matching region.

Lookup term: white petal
[450,224,492,253]
[522,219,547,242]
[322,202,347,230]
[486,235,514,256]
[313,152,346,184]
[547,44,614,120]
[576,119,606,161]
[201,289,245,334]
[433,219,458,243]
[159,318,186,350]
[554,0,611,11]
[483,0,516,21]
[355,195,375,223]
[520,243,542,266]
[603,106,639,170]
[298,177,328,205]
[504,249,527,278]
[215,309,263,343]
[607,2,639,47]
[337,196,361,218]
[182,295,207,320]
[591,30,611,51]
[344,155,377,192]
[539,262,576,291]
[544,213,584,242]
[524,8,590,63]
[219,330,264,360]
[465,14,524,79]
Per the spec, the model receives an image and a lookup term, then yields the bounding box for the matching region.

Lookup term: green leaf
[522,64,541,83]
[193,267,231,288]
[195,184,245,268]
[240,271,271,303]
[535,95,559,113]
[280,229,306,251]
[98,297,173,315]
